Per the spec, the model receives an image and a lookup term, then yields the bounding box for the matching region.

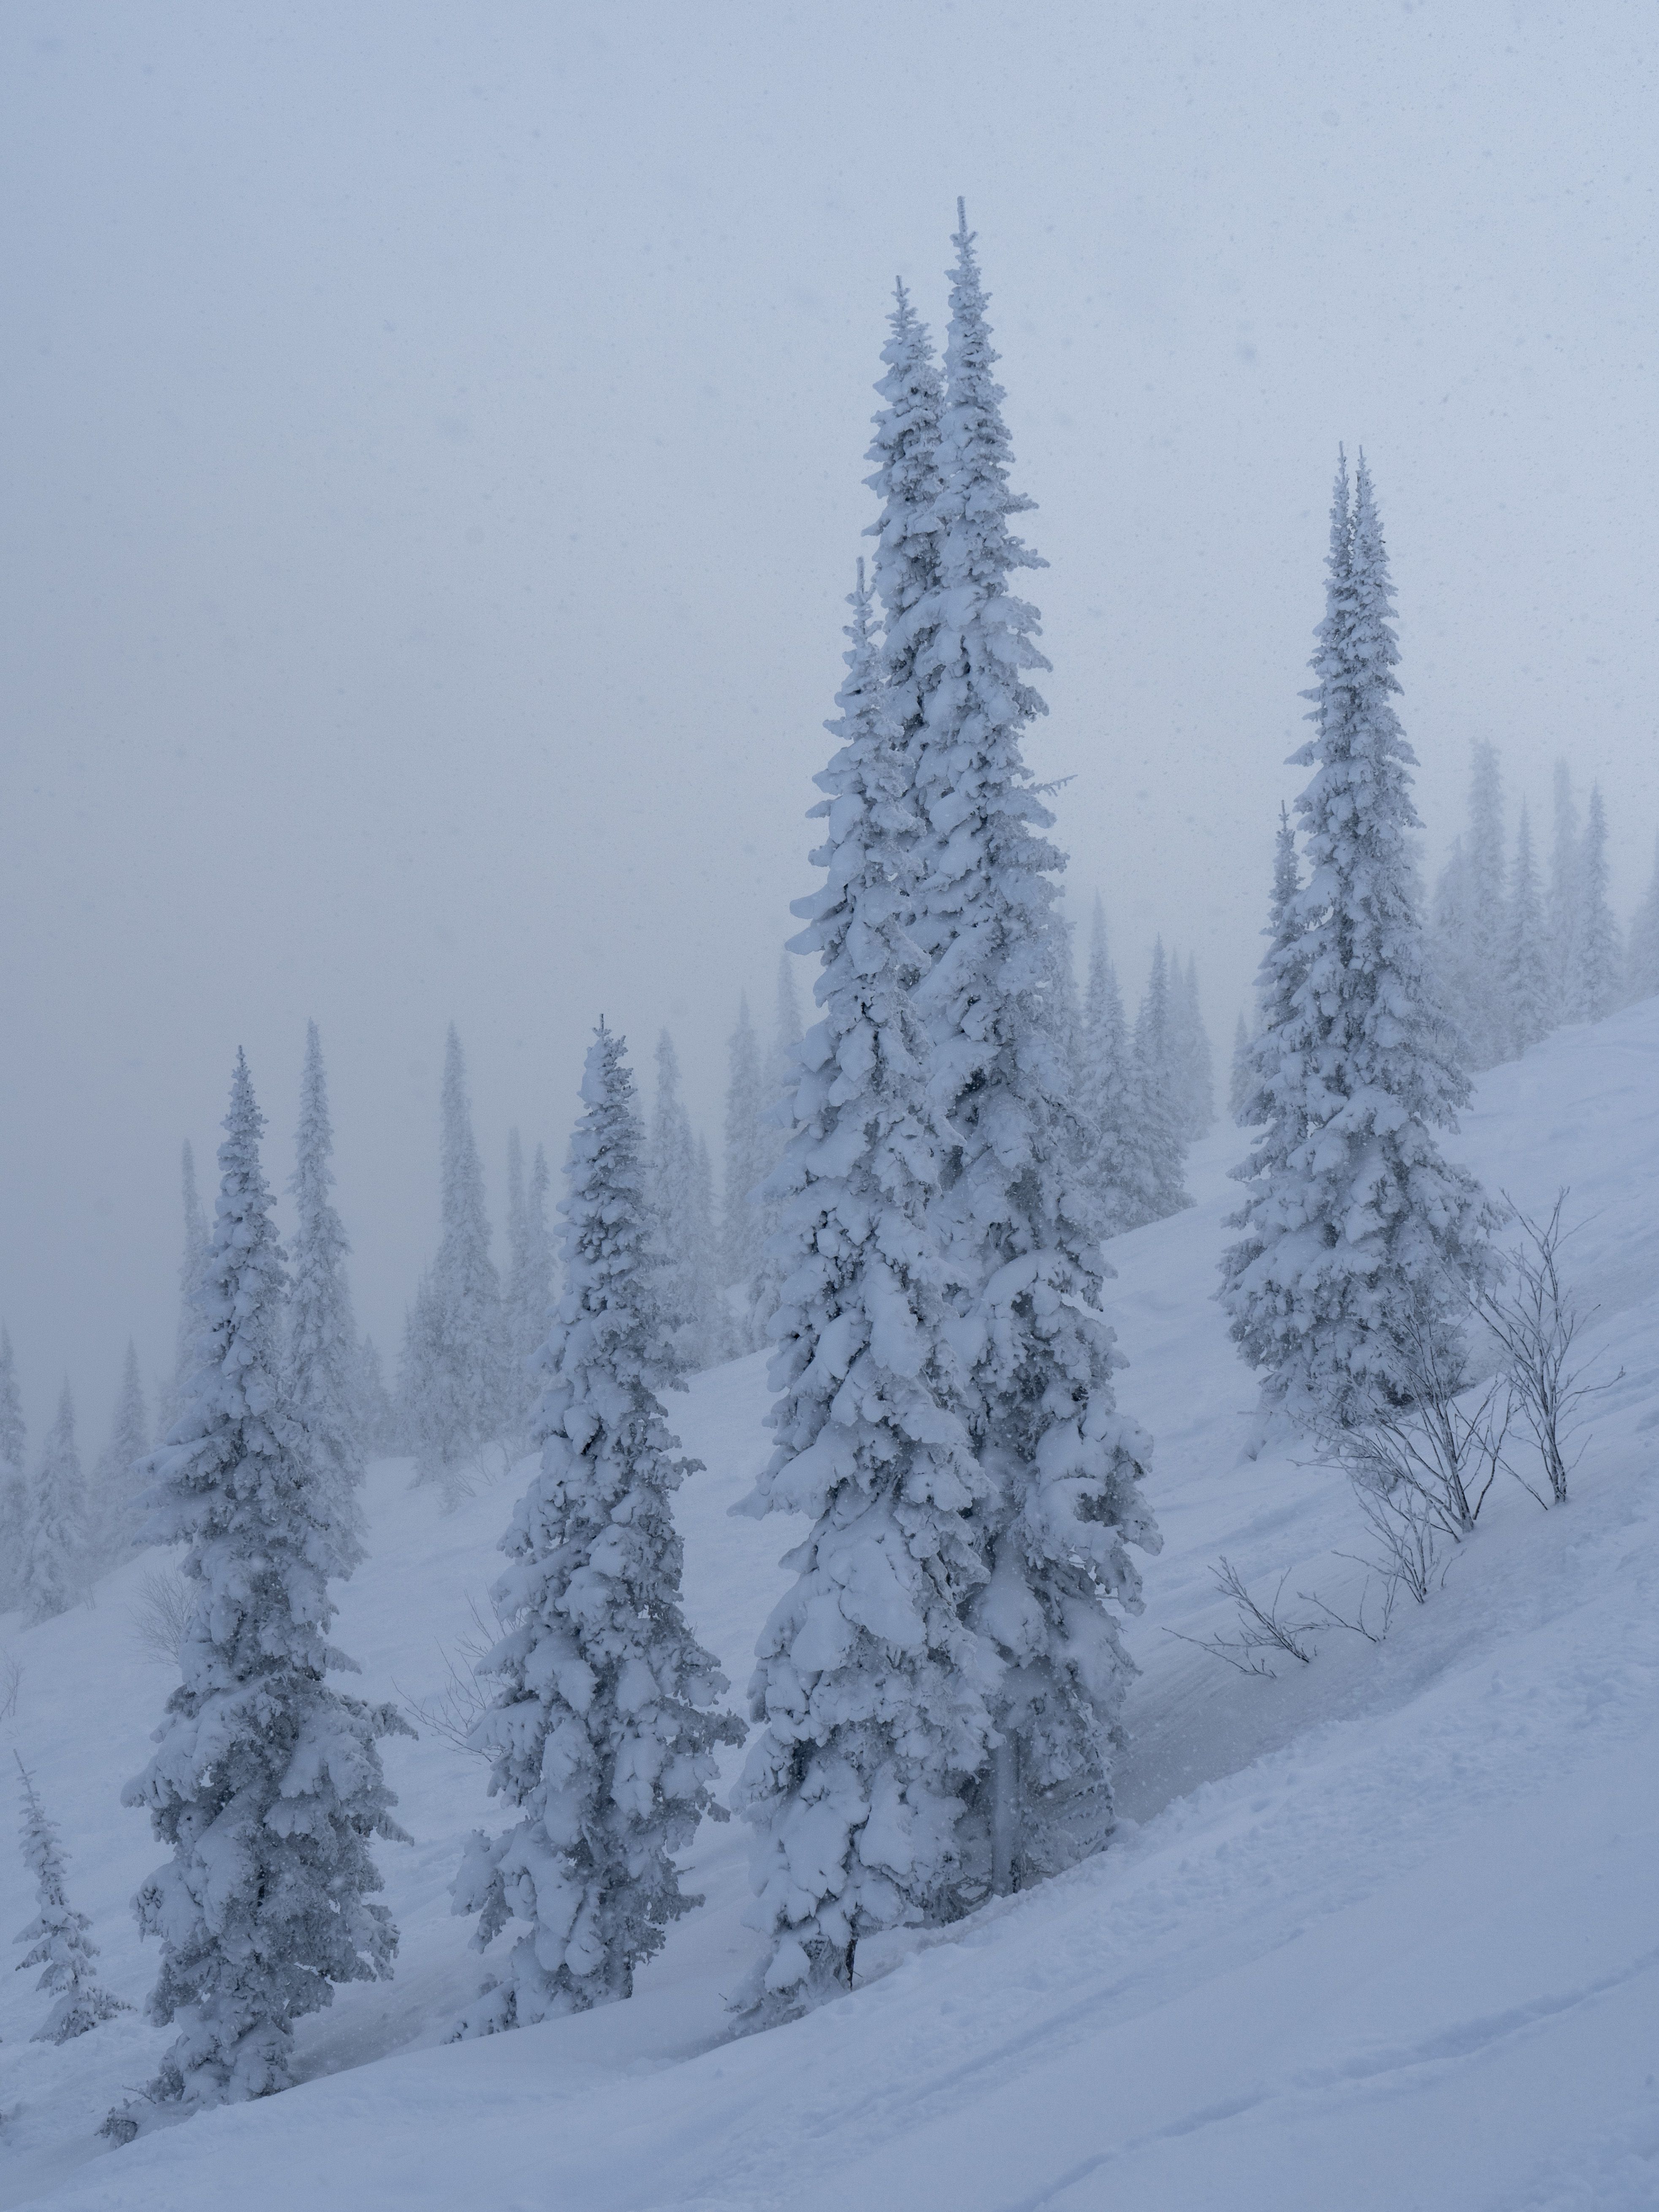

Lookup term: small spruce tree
[1575,784,1621,1020]
[1503,801,1551,1057]
[13,1754,130,2041]
[22,1383,85,1625]
[649,1033,725,1370]
[92,1342,149,1563]
[720,997,770,1350]
[453,1023,741,2032]
[106,1055,409,2141]
[501,1130,555,1442]
[1625,833,1659,1004]
[1548,762,1583,1022]
[407,1028,508,1492]
[1130,941,1193,1223]
[287,1022,363,1531]
[1078,899,1143,1231]
[0,1328,27,1614]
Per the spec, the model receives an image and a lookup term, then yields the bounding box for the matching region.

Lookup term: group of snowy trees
[431,209,1165,2048]
[1427,745,1633,1068]
[0,1028,393,1625]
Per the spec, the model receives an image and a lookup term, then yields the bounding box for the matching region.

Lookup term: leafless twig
[1475,1190,1615,1505]
[393,1591,502,1756]
[1164,1557,1321,1678]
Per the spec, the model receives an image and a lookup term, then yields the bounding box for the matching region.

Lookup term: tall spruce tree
[1503,801,1551,1057]
[454,1024,740,2032]
[720,996,769,1350]
[92,1341,149,1563]
[736,567,995,2022]
[22,1383,85,1625]
[1626,833,1659,1003]
[1218,456,1492,1430]
[1575,783,1621,1020]
[107,1056,408,2141]
[1130,941,1193,1222]
[13,1755,130,2041]
[287,1023,363,1532]
[905,209,1158,1895]
[0,1328,27,1613]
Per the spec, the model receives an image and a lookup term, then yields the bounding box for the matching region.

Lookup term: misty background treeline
[5,735,1655,1611]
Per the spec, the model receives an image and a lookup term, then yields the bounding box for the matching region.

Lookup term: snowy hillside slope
[4,1004,1659,2209]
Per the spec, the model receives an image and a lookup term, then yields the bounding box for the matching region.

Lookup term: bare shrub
[393,1591,501,1756]
[0,1648,21,1723]
[130,1564,193,1667]
[1475,1190,1610,1505]
[1317,1304,1510,1545]
[1165,1557,1321,1678]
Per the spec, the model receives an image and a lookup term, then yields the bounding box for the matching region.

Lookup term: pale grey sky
[2,1,1655,1435]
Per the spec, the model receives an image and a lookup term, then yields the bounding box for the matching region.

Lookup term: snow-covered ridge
[4,1002,1659,2209]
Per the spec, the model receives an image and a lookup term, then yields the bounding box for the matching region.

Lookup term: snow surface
[5,1004,1659,2207]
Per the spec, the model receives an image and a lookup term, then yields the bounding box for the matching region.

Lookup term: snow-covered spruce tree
[22,1383,85,1625]
[287,1022,363,1533]
[159,1143,210,1435]
[13,1755,130,2041]
[1130,941,1193,1223]
[1575,784,1621,1021]
[352,1334,396,1459]
[106,1055,408,2142]
[396,1273,441,1463]
[1453,743,1507,1068]
[1228,1012,1252,1122]
[1548,761,1583,1022]
[1626,833,1659,1003]
[410,1027,508,1493]
[1078,898,1144,1232]
[720,996,770,1351]
[1218,456,1493,1431]
[501,1133,555,1442]
[1171,954,1215,1140]
[649,1032,726,1370]
[734,564,995,2022]
[1503,801,1551,1057]
[905,209,1160,1895]
[0,1328,27,1613]
[453,1023,741,2033]
[92,1341,149,1563]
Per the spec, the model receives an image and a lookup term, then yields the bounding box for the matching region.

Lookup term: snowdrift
[5,1004,1659,2209]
